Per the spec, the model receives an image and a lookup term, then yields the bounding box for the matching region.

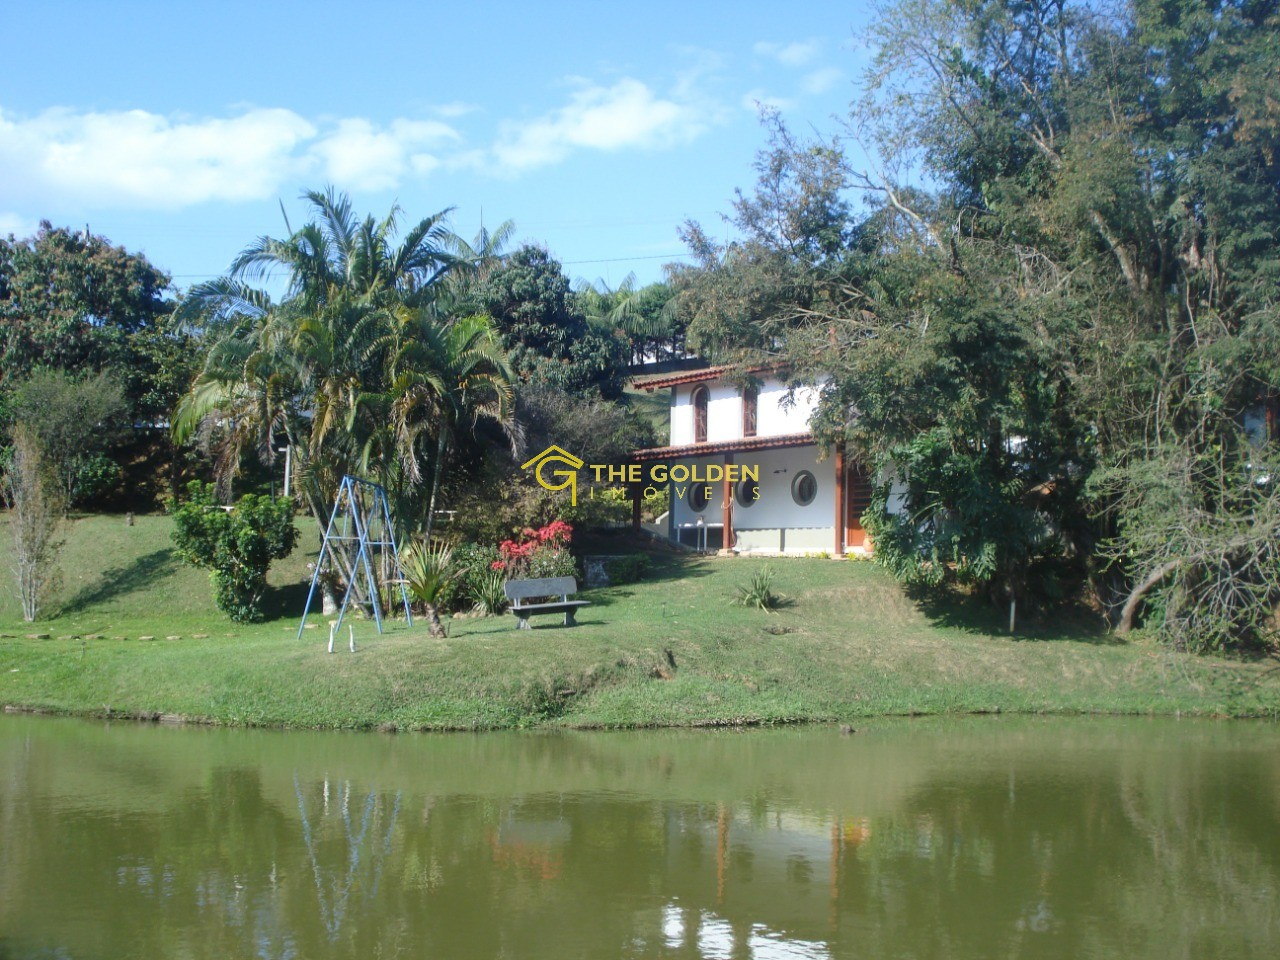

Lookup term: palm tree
[172,190,512,541]
[378,310,517,541]
[227,187,462,306]
[577,274,680,364]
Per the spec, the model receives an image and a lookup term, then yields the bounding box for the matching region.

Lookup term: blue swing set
[297,476,413,639]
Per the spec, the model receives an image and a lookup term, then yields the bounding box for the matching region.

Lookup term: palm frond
[171,278,272,333]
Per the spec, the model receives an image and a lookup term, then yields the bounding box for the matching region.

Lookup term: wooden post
[722,453,734,551]
[834,444,845,555]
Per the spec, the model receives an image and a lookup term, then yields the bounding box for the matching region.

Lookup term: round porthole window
[791,470,817,506]
[735,477,759,508]
[689,484,711,511]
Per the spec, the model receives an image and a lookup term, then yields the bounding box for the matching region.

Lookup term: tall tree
[173,189,515,542]
[1,223,197,505]
[578,275,684,365]
[469,245,629,396]
[676,0,1280,645]
[0,222,171,388]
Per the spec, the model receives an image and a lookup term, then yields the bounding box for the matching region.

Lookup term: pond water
[0,714,1277,959]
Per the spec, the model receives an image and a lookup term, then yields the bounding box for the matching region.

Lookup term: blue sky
[1,1,876,292]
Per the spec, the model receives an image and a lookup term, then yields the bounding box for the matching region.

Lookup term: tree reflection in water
[0,717,1276,959]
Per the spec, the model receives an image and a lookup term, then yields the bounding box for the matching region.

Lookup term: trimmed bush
[170,481,297,622]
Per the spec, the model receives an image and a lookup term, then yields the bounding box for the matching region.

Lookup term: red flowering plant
[491,520,577,581]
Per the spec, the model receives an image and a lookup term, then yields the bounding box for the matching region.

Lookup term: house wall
[668,376,823,445]
[757,382,821,437]
[655,372,907,554]
[667,444,838,554]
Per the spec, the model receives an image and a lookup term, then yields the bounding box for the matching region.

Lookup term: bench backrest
[504,576,579,603]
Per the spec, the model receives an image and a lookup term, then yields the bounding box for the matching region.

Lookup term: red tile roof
[631,432,816,461]
[631,363,783,391]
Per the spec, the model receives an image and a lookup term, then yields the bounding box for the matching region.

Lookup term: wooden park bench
[504,576,591,629]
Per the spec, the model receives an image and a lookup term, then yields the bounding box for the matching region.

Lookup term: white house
[630,365,899,555]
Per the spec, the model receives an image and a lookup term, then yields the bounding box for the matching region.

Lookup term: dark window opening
[689,482,711,512]
[692,386,709,443]
[792,470,817,506]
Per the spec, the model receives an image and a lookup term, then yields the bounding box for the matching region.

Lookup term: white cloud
[754,39,823,68]
[312,118,458,191]
[0,77,712,207]
[491,78,708,173]
[0,106,463,211]
[801,67,845,94]
[0,211,36,238]
[0,106,317,209]
[431,101,481,119]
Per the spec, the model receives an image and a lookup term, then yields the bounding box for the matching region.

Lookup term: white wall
[670,386,692,445]
[666,444,838,552]
[668,376,823,445]
[756,381,821,438]
[706,383,742,442]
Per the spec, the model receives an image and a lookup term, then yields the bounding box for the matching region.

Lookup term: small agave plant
[733,565,781,612]
[469,567,508,616]
[400,540,457,638]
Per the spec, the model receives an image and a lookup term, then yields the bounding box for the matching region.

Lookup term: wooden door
[845,463,874,551]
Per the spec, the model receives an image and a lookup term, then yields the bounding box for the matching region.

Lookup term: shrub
[400,541,458,638]
[642,485,669,522]
[493,520,577,581]
[566,484,630,528]
[605,554,651,585]
[10,370,127,510]
[447,541,500,612]
[469,568,509,616]
[171,481,297,622]
[733,566,781,612]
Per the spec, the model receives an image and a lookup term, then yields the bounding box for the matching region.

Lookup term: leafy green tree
[470,245,629,396]
[9,370,128,510]
[0,223,170,387]
[173,190,517,545]
[365,309,517,541]
[675,0,1280,645]
[668,109,856,361]
[844,0,1280,642]
[170,481,297,622]
[578,275,684,364]
[1,223,198,504]
[1,426,63,621]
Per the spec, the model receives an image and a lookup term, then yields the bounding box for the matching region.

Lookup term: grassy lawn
[1,513,1277,729]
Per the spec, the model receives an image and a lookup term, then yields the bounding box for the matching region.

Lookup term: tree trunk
[423,431,449,543]
[425,603,445,638]
[1116,559,1181,634]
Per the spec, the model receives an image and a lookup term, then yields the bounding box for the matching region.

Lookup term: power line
[562,253,691,266]
[167,251,694,278]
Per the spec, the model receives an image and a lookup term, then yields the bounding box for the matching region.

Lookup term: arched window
[692,386,709,443]
[742,387,758,438]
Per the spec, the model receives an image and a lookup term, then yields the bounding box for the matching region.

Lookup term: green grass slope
[1,513,1277,728]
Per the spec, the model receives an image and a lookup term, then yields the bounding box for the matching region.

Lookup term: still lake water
[0,714,1276,959]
